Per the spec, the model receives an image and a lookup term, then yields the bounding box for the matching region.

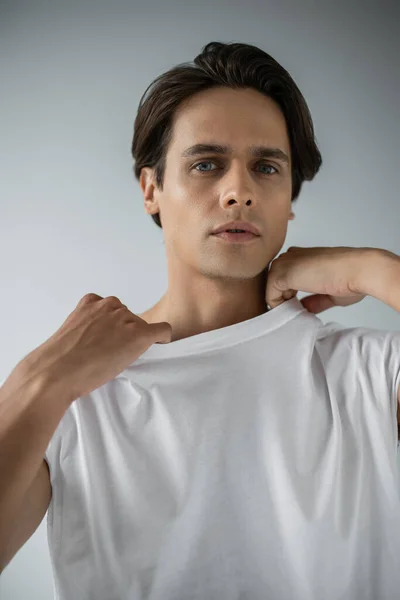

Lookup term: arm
[353,248,400,428]
[0,362,74,568]
[357,249,400,314]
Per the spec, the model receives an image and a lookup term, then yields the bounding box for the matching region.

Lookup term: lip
[212,231,259,243]
[211,221,261,236]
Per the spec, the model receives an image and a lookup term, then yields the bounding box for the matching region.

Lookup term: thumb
[146,321,173,344]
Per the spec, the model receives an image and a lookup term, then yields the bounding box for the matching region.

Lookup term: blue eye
[193,161,277,175]
[258,163,277,175]
[194,161,214,172]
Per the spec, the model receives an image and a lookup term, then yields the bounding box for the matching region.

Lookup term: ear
[140,167,160,216]
[289,211,295,221]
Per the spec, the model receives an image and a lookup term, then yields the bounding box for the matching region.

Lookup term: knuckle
[81,293,102,303]
[101,296,125,311]
[104,295,122,306]
[115,304,128,314]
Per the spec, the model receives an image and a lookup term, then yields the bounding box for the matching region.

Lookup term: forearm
[0,362,73,540]
[357,248,400,313]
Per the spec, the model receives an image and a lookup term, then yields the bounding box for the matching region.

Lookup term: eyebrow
[181,143,290,164]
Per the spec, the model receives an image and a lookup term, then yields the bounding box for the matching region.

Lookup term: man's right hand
[17,293,172,401]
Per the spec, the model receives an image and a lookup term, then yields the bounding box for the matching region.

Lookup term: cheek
[262,218,289,246]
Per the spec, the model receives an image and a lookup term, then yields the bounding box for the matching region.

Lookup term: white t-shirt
[19,298,400,598]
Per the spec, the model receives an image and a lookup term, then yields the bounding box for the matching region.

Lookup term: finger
[267,289,296,309]
[300,294,335,314]
[146,321,173,344]
[283,289,297,300]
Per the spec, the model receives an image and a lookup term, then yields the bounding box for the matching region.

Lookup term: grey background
[1,0,399,598]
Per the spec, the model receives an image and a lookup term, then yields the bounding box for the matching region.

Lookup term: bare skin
[139,87,295,342]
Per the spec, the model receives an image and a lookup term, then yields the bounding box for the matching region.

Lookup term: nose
[222,197,253,208]
[217,167,295,219]
[219,167,256,209]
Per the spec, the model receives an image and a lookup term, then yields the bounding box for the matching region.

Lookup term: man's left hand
[265,246,370,314]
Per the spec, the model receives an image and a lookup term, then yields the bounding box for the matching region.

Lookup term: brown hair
[131,41,322,228]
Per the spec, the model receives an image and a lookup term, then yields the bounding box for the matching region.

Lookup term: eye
[257,162,278,175]
[193,161,217,172]
[192,161,278,175]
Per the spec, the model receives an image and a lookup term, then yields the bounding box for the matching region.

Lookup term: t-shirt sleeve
[363,328,400,448]
[379,330,400,447]
[320,322,400,452]
[44,414,65,473]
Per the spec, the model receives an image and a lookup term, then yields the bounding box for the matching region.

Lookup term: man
[1,41,400,600]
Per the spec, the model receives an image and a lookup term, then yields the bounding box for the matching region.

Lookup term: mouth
[212,231,259,243]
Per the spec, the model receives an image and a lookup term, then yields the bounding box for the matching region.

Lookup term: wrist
[356,248,400,307]
[15,345,77,409]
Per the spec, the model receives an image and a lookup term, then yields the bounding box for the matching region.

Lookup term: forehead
[169,86,290,154]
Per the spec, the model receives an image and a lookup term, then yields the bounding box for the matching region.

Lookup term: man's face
[142,86,293,283]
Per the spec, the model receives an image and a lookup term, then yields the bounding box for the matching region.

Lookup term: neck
[140,272,269,343]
